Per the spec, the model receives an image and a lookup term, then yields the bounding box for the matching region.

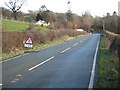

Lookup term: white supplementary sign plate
[24,44,33,48]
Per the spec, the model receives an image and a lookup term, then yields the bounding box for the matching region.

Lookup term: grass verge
[96,35,119,88]
[1,35,75,61]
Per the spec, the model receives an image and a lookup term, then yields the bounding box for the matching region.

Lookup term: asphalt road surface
[2,34,100,88]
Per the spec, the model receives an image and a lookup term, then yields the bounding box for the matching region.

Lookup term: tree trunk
[13,11,17,20]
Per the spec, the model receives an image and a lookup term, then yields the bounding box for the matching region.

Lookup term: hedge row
[2,29,87,53]
[104,30,120,60]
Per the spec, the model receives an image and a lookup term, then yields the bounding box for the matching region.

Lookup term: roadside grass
[96,35,119,88]
[1,35,75,60]
[2,19,49,32]
[35,24,49,31]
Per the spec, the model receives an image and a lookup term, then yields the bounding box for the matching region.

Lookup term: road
[2,34,100,88]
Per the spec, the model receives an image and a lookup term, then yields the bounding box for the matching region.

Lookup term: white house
[35,20,50,26]
[76,29,84,32]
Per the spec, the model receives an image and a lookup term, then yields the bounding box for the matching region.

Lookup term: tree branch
[5,0,26,20]
[5,2,13,10]
[16,1,24,11]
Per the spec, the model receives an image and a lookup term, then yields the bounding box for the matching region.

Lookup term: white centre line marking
[88,39,100,89]
[60,47,70,54]
[29,56,54,71]
[73,43,79,47]
[11,80,16,83]
[16,74,22,77]
[14,78,19,81]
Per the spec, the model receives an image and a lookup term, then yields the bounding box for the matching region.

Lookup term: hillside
[2,19,49,32]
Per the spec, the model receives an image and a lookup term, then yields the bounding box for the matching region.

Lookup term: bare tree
[82,11,93,32]
[5,0,26,20]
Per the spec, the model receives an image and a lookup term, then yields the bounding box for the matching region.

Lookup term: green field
[2,19,49,32]
[2,19,28,31]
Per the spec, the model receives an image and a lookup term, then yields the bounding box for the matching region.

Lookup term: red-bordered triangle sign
[25,38,32,44]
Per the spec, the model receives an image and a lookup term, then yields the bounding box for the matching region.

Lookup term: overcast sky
[1,0,120,17]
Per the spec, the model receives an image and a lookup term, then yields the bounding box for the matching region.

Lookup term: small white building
[35,20,50,26]
[76,29,84,32]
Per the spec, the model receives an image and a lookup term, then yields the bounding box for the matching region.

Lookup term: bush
[2,29,84,53]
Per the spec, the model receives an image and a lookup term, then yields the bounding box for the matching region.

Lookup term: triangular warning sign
[25,38,32,44]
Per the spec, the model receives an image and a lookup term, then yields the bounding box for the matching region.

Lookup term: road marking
[11,77,21,83]
[2,42,58,63]
[60,47,70,54]
[80,40,83,43]
[0,57,2,63]
[14,78,19,81]
[0,84,3,86]
[11,80,16,83]
[88,40,100,89]
[29,56,54,71]
[73,43,79,47]
[16,74,22,77]
[2,53,29,63]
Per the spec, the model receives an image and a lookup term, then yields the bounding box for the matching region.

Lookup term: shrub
[2,29,84,53]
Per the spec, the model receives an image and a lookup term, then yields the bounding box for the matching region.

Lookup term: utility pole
[67,0,72,28]
[103,19,105,30]
[67,0,72,17]
[103,15,107,48]
[67,0,71,12]
[103,15,105,31]
[118,1,120,16]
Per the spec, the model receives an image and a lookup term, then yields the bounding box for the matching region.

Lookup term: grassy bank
[1,35,74,60]
[96,35,119,88]
[2,19,28,32]
[2,19,49,31]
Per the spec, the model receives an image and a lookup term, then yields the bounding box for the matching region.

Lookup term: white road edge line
[2,53,29,63]
[60,47,70,54]
[28,56,54,71]
[88,39,100,89]
[2,42,57,63]
[73,43,78,47]
[80,40,83,43]
[0,83,3,86]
